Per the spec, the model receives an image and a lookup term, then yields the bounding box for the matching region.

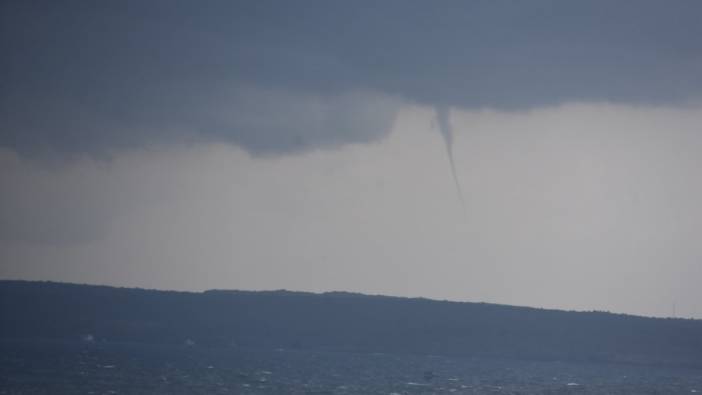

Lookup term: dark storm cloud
[1,0,701,156]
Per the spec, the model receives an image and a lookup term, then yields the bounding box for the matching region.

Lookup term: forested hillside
[1,281,700,368]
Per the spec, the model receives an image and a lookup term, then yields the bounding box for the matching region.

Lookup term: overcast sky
[2,1,702,318]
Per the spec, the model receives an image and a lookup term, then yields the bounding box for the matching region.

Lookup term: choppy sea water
[1,340,701,394]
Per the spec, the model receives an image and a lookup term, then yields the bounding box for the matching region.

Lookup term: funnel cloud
[2,1,702,320]
[2,1,702,157]
[435,107,466,210]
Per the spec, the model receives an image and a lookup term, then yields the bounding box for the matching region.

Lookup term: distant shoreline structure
[0,278,694,321]
[2,279,701,370]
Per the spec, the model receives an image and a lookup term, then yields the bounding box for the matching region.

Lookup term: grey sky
[2,0,702,155]
[2,1,702,318]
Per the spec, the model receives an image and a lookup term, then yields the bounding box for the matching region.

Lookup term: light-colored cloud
[2,103,702,318]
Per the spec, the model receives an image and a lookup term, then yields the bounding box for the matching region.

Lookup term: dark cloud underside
[1,0,701,156]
